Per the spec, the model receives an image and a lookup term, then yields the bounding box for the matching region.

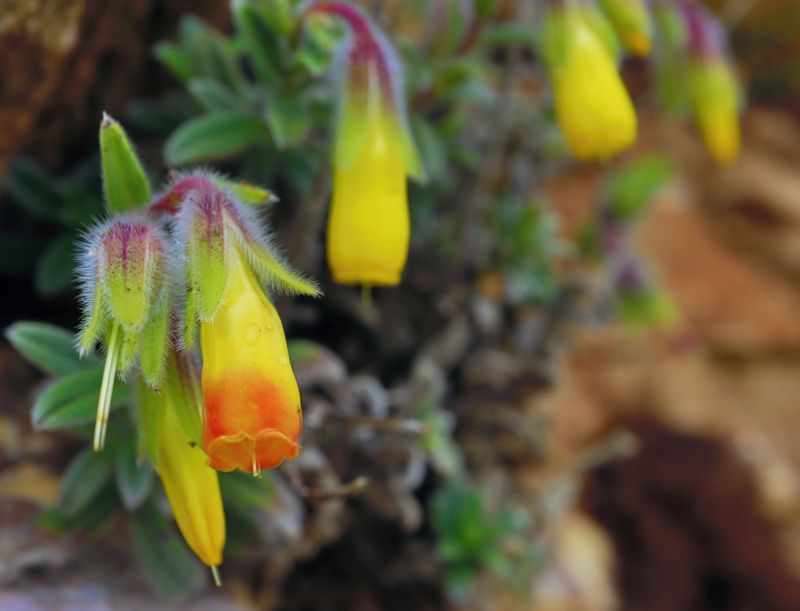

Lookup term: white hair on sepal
[224,195,321,298]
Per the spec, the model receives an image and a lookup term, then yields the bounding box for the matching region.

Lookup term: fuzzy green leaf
[265,92,311,149]
[166,354,203,445]
[606,155,673,220]
[190,225,229,322]
[116,434,155,510]
[135,378,161,463]
[153,42,193,83]
[165,113,268,166]
[3,157,63,220]
[100,115,152,213]
[32,367,129,431]
[6,322,95,376]
[118,329,141,375]
[131,500,206,599]
[139,301,170,388]
[235,2,283,85]
[59,447,116,517]
[187,78,246,113]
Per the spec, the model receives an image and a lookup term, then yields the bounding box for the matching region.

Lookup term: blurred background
[1,0,800,609]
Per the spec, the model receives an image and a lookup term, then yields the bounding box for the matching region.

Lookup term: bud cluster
[77,116,319,575]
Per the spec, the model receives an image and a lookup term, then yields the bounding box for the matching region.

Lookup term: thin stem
[94,323,121,452]
[361,284,372,308]
[210,566,222,587]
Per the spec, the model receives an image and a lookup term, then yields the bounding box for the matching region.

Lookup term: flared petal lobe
[200,253,302,474]
[327,110,409,285]
[154,380,225,567]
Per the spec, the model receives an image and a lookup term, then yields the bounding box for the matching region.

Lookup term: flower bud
[598,0,652,56]
[683,5,740,164]
[78,215,171,450]
[99,114,152,213]
[541,0,638,160]
[304,2,423,286]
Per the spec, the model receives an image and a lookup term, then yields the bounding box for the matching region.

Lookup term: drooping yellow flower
[682,5,740,164]
[328,110,410,285]
[200,251,303,474]
[142,362,225,568]
[598,0,652,57]
[543,4,638,160]
[305,2,422,286]
[688,61,739,164]
[169,175,317,476]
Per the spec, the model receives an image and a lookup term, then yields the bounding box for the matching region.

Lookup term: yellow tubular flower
[328,111,409,285]
[200,251,302,475]
[683,5,741,165]
[690,62,739,163]
[155,379,225,568]
[545,7,638,160]
[598,0,652,57]
[306,2,422,287]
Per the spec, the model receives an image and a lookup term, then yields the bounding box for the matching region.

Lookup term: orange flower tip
[206,430,301,474]
[210,566,222,588]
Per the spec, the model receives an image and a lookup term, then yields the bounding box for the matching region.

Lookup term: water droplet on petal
[277,355,290,365]
[245,324,260,344]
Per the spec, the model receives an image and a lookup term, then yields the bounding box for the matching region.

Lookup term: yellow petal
[156,386,226,567]
[328,110,410,285]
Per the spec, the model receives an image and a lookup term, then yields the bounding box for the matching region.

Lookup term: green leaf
[125,92,196,134]
[135,378,161,463]
[478,22,539,49]
[606,155,673,219]
[5,321,95,376]
[164,113,268,166]
[60,183,103,227]
[139,299,170,388]
[0,232,43,274]
[32,366,129,431]
[187,78,247,113]
[153,42,193,83]
[219,470,273,509]
[59,447,115,517]
[131,500,206,599]
[166,354,203,446]
[235,2,283,85]
[3,156,63,220]
[99,114,152,212]
[116,434,155,510]
[265,92,311,149]
[35,232,74,297]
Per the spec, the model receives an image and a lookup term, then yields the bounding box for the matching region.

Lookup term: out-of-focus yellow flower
[682,5,741,164]
[328,110,410,285]
[150,371,225,568]
[688,60,740,164]
[200,252,302,474]
[598,0,652,56]
[543,4,638,160]
[305,2,422,286]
